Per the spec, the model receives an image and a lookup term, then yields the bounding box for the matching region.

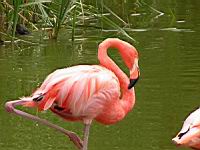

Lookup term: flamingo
[172,107,200,149]
[5,38,140,150]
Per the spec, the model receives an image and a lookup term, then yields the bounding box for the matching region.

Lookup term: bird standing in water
[5,38,140,150]
[172,107,200,150]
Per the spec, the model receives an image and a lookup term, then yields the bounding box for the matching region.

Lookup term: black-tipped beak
[128,77,139,89]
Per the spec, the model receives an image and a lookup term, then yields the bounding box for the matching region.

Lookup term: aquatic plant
[0,0,163,43]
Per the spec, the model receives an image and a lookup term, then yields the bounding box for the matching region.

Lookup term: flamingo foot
[67,132,83,149]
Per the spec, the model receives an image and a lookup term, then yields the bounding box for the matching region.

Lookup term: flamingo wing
[29,65,120,119]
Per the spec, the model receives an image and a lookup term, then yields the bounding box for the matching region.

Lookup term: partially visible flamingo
[5,38,140,150]
[172,107,200,150]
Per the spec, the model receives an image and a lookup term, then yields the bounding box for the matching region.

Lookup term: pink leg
[82,122,92,150]
[5,100,83,149]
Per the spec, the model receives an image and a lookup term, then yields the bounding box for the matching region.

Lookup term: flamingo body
[172,107,200,150]
[25,65,131,124]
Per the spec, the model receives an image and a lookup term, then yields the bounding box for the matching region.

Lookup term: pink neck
[98,39,129,89]
[98,39,135,115]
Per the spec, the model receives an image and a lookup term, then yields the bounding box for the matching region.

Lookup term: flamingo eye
[178,128,190,139]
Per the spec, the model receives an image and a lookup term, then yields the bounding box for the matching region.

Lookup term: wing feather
[32,65,120,118]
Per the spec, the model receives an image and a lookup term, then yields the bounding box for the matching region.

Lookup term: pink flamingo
[172,107,200,149]
[5,38,140,150]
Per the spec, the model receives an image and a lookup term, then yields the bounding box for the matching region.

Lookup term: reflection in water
[160,28,194,32]
[1,1,200,150]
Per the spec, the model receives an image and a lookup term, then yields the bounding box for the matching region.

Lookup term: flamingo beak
[128,78,139,89]
[128,58,140,89]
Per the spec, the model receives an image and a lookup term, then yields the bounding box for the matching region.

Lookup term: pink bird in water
[172,107,200,150]
[5,38,140,150]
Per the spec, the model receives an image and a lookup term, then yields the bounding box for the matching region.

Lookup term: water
[1,1,200,150]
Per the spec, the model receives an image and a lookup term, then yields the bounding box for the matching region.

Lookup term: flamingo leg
[82,122,91,150]
[5,100,83,149]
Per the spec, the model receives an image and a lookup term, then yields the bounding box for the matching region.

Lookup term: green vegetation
[0,0,163,44]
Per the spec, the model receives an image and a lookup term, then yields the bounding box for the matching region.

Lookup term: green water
[1,1,200,150]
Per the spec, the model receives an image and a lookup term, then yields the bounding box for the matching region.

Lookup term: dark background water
[1,0,200,150]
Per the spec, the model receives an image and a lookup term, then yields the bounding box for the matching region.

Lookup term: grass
[12,0,22,39]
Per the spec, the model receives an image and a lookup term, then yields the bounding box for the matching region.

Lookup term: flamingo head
[128,57,140,89]
[119,42,140,89]
[172,108,200,148]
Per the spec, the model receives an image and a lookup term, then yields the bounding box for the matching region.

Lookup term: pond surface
[1,1,200,150]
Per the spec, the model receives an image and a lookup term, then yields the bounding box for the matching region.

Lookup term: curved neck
[98,39,135,115]
[98,39,129,89]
